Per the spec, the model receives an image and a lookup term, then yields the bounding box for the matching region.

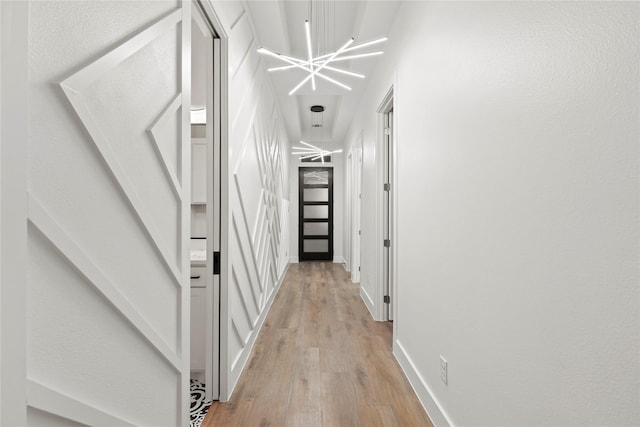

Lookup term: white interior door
[3,1,192,424]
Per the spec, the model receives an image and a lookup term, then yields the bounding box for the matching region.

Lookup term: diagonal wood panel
[27,379,136,427]
[28,194,181,371]
[59,9,183,288]
[24,2,189,424]
[148,94,183,199]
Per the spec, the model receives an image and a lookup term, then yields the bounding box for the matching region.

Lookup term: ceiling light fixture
[257,20,387,96]
[291,105,343,164]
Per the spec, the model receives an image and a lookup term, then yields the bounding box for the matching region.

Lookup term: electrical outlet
[440,356,448,385]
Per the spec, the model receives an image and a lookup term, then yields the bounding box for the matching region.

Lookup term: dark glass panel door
[299,167,333,261]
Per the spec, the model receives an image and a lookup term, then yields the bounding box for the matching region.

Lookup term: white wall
[289,157,345,264]
[209,0,290,399]
[344,2,639,426]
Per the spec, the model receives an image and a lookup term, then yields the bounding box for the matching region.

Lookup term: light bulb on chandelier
[256,0,387,96]
[290,105,343,164]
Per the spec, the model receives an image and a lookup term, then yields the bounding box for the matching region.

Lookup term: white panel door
[11,1,192,425]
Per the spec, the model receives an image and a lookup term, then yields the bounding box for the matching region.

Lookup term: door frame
[0,2,28,424]
[298,166,334,261]
[192,2,222,401]
[377,86,397,323]
[197,0,231,402]
[350,142,363,283]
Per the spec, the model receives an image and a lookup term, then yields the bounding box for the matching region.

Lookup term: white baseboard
[393,339,454,427]
[333,256,345,264]
[289,256,299,263]
[225,263,290,400]
[360,285,376,319]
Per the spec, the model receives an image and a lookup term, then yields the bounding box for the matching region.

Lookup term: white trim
[289,256,299,263]
[198,0,231,402]
[393,340,454,427]
[148,94,183,199]
[390,74,400,339]
[360,286,376,319]
[0,2,28,424]
[378,86,395,322]
[333,256,345,264]
[226,264,289,400]
[350,143,362,284]
[62,10,182,91]
[27,379,135,427]
[27,194,182,372]
[180,3,192,424]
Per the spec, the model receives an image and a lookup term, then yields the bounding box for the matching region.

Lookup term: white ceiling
[245,0,401,151]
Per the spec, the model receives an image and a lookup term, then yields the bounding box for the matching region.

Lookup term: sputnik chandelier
[291,105,342,164]
[256,1,387,95]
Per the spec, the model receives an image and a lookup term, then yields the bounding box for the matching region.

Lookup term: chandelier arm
[321,65,365,79]
[304,20,316,91]
[268,55,314,72]
[314,71,352,91]
[326,51,384,63]
[289,37,354,95]
[300,141,322,150]
[257,48,312,72]
[311,37,388,62]
[298,152,323,160]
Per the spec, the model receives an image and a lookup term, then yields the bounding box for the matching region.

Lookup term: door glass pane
[304,188,328,202]
[304,205,328,219]
[304,239,328,252]
[303,170,329,185]
[304,222,328,236]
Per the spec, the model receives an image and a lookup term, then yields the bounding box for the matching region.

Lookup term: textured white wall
[210,0,291,399]
[345,2,639,426]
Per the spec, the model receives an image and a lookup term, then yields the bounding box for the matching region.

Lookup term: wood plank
[203,262,433,427]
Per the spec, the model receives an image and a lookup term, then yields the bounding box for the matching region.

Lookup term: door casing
[377,86,397,324]
[298,166,334,262]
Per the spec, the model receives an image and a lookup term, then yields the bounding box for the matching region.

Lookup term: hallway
[203,263,433,427]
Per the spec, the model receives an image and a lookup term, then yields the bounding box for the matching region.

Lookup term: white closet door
[17,1,191,425]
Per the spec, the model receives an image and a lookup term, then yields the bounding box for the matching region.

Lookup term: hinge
[358,230,361,235]
[384,127,391,136]
[358,266,361,272]
[384,183,391,192]
[384,239,391,248]
[384,295,390,304]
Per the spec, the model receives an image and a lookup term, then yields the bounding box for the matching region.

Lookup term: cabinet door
[191,140,207,204]
[190,287,206,371]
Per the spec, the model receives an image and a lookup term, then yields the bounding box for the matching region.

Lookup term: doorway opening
[379,88,394,321]
[190,3,222,402]
[298,167,334,261]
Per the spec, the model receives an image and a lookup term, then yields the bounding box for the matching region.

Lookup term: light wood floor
[203,262,433,427]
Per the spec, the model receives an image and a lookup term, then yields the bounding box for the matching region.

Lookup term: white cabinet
[190,286,206,372]
[191,140,207,204]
